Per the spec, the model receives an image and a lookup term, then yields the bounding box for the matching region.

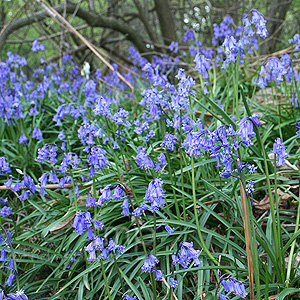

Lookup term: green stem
[152,213,157,300]
[113,253,126,294]
[100,258,112,300]
[0,224,20,291]
[286,178,300,286]
[165,151,180,219]
[191,157,218,267]
[256,131,281,279]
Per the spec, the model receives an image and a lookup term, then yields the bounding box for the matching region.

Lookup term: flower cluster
[172,241,202,268]
[272,138,289,166]
[218,275,248,299]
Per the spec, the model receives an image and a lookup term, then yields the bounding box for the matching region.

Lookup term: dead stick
[0,182,92,191]
[239,180,255,300]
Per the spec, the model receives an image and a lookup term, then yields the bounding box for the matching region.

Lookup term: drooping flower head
[272,138,288,165]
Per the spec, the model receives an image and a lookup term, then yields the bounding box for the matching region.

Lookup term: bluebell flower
[135,146,154,170]
[97,185,113,206]
[236,116,256,147]
[6,289,29,300]
[86,194,96,207]
[112,186,124,200]
[194,54,212,79]
[141,252,159,272]
[94,220,104,230]
[165,224,175,235]
[87,146,109,171]
[144,178,165,212]
[122,293,137,300]
[0,206,11,217]
[128,46,147,67]
[5,178,12,188]
[32,127,42,140]
[58,129,65,140]
[221,277,247,298]
[121,197,131,216]
[154,269,164,280]
[296,122,300,138]
[32,40,45,52]
[0,249,6,261]
[132,207,142,216]
[272,138,288,165]
[172,241,202,268]
[5,272,15,286]
[48,171,59,183]
[217,292,228,300]
[19,134,29,145]
[161,132,177,151]
[246,180,254,194]
[0,197,8,205]
[0,157,11,173]
[184,30,195,42]
[170,277,178,288]
[93,236,104,251]
[169,41,179,53]
[154,153,168,171]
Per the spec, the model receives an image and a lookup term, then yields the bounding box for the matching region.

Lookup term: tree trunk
[154,0,177,45]
[260,0,293,54]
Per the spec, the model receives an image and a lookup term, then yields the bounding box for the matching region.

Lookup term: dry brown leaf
[50,214,74,234]
[254,189,292,211]
[49,195,87,234]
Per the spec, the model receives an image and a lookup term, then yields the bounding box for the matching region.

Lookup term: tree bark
[154,0,177,45]
[0,1,149,55]
[260,0,293,54]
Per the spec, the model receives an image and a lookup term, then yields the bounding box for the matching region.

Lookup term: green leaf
[276,288,300,300]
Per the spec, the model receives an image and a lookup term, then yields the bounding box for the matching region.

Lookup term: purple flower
[221,277,247,298]
[135,146,154,170]
[87,146,109,171]
[296,122,300,138]
[5,272,15,286]
[154,269,164,280]
[121,197,130,216]
[6,289,29,300]
[0,206,11,217]
[141,252,159,272]
[161,132,177,151]
[122,294,137,300]
[0,157,11,173]
[272,138,288,165]
[169,41,179,53]
[94,220,104,230]
[32,40,45,52]
[86,194,96,207]
[32,127,42,140]
[165,224,175,235]
[217,292,228,300]
[236,117,256,147]
[112,186,124,200]
[144,178,165,212]
[0,249,6,261]
[172,241,202,268]
[194,54,212,79]
[184,30,195,42]
[246,180,254,194]
[170,277,178,288]
[19,134,29,145]
[58,130,65,140]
